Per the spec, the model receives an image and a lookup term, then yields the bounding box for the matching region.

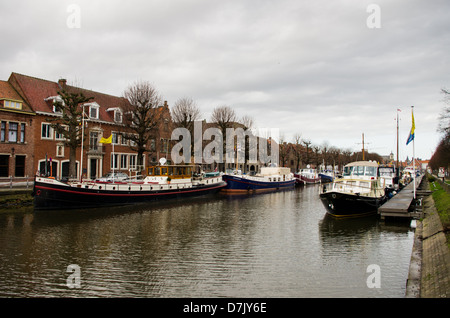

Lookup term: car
[95,172,129,183]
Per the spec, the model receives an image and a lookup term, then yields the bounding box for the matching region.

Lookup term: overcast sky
[1,0,449,161]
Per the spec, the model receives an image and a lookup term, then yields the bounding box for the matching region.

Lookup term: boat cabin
[327,161,384,197]
[342,161,378,179]
[147,165,193,179]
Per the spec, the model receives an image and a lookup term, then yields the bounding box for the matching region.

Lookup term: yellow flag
[100,135,112,144]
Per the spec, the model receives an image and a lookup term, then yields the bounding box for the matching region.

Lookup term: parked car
[95,172,129,183]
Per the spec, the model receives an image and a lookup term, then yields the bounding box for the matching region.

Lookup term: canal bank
[406,177,450,298]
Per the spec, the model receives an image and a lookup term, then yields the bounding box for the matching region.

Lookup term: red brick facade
[0,72,173,182]
[0,80,35,181]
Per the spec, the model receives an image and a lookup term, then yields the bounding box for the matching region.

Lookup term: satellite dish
[159,158,167,165]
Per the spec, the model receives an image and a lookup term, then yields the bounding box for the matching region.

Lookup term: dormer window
[114,110,122,123]
[3,99,23,110]
[44,96,63,114]
[107,107,123,123]
[89,105,99,119]
[84,102,100,120]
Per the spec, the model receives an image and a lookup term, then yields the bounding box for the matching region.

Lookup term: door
[90,158,98,180]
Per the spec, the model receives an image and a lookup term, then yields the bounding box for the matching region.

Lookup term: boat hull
[319,191,386,218]
[33,177,227,210]
[318,173,333,183]
[294,174,321,184]
[222,174,295,193]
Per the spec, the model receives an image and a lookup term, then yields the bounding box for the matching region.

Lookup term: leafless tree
[171,97,201,131]
[291,133,303,172]
[211,105,237,132]
[302,139,312,166]
[321,141,330,170]
[210,105,237,171]
[122,81,163,168]
[50,88,93,179]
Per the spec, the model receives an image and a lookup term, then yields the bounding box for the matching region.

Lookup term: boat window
[147,167,154,176]
[379,168,393,176]
[343,166,353,176]
[168,166,173,176]
[161,167,167,175]
[365,166,376,177]
[354,166,365,176]
[155,167,161,176]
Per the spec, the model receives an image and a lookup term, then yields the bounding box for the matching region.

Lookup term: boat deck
[378,175,424,219]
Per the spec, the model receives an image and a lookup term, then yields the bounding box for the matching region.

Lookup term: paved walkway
[420,195,450,298]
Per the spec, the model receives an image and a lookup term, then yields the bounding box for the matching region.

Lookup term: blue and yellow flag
[99,135,112,144]
[406,109,415,145]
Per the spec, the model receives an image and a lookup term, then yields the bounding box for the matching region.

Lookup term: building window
[129,155,137,170]
[120,133,127,145]
[114,110,122,123]
[15,155,25,177]
[8,122,18,142]
[20,123,25,143]
[1,122,5,142]
[4,100,22,110]
[0,155,8,177]
[111,154,118,169]
[150,139,156,151]
[90,132,98,151]
[41,123,52,139]
[120,154,127,169]
[89,105,99,119]
[112,132,119,144]
[56,144,64,157]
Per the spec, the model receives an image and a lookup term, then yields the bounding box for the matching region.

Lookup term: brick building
[0,80,35,180]
[0,72,173,181]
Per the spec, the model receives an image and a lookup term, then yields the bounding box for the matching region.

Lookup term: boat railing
[75,176,223,191]
[321,178,385,195]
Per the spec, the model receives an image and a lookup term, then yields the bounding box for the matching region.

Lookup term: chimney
[58,78,67,89]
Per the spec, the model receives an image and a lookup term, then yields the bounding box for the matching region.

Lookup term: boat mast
[362,133,365,161]
[396,109,400,175]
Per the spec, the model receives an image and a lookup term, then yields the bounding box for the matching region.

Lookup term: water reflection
[0,185,414,297]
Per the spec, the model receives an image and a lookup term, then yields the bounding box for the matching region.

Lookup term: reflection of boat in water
[33,165,227,210]
[319,212,379,238]
[319,161,387,218]
[222,166,295,193]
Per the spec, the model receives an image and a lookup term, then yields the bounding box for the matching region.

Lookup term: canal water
[0,185,414,298]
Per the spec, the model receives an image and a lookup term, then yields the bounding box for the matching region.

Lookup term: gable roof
[8,72,131,123]
[0,80,33,113]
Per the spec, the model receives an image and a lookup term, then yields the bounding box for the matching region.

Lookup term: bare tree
[122,81,163,168]
[278,134,290,167]
[321,141,330,170]
[240,115,254,130]
[171,97,201,131]
[302,139,312,166]
[50,88,93,179]
[211,105,237,132]
[291,133,302,172]
[210,105,237,171]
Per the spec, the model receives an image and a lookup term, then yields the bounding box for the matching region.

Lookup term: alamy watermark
[366,4,381,29]
[67,4,81,29]
[171,122,279,165]
[366,264,381,288]
[66,264,81,289]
